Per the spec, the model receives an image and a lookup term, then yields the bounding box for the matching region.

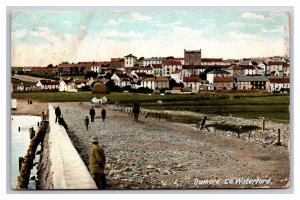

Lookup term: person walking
[90,106,96,122]
[89,136,106,189]
[84,116,89,131]
[101,107,106,122]
[55,106,61,123]
[132,101,140,122]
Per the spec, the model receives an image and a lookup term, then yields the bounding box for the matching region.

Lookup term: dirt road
[56,103,290,189]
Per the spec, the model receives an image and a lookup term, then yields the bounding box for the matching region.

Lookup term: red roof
[152,64,162,69]
[75,80,87,84]
[268,61,286,65]
[39,80,59,85]
[182,65,204,69]
[201,58,223,62]
[213,77,233,83]
[172,86,182,90]
[183,76,200,82]
[269,78,289,83]
[162,60,182,65]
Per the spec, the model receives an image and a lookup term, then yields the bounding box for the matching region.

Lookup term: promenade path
[58,103,289,189]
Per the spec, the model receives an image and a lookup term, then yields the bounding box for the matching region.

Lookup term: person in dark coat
[90,106,96,122]
[101,108,106,122]
[84,116,89,131]
[58,115,68,131]
[55,106,61,123]
[89,136,106,189]
[132,101,140,122]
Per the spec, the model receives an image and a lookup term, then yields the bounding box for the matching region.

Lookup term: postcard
[10,8,290,190]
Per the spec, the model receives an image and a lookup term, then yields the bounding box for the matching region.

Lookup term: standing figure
[101,108,106,122]
[55,106,61,123]
[85,116,89,131]
[90,106,96,122]
[132,101,140,122]
[89,136,106,189]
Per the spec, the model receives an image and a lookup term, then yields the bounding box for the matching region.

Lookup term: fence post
[276,128,281,145]
[29,127,35,140]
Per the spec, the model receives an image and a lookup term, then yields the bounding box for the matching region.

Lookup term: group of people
[53,101,141,190]
[54,105,107,189]
[85,106,107,131]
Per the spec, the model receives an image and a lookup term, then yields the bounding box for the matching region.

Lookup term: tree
[138,57,144,61]
[165,56,174,60]
[104,72,112,79]
[169,79,177,90]
[47,64,54,68]
[84,71,98,79]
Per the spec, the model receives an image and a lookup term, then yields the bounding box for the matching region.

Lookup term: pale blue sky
[11,10,290,66]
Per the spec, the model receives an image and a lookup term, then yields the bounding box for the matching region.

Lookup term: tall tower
[184,49,202,65]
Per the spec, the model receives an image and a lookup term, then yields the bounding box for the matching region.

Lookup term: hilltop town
[11,49,290,94]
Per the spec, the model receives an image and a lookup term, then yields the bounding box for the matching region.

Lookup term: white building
[267,61,284,76]
[152,64,163,77]
[207,70,230,84]
[124,54,137,68]
[171,69,183,83]
[141,77,170,90]
[142,57,164,66]
[90,63,101,73]
[36,80,59,90]
[181,65,205,78]
[136,66,154,75]
[269,77,290,92]
[182,76,202,93]
[201,58,225,66]
[240,65,256,75]
[162,60,182,76]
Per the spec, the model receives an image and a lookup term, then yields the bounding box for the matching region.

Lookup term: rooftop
[213,77,234,83]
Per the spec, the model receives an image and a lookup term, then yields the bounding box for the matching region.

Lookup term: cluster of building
[12,49,290,93]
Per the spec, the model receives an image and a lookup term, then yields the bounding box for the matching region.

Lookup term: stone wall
[38,105,97,189]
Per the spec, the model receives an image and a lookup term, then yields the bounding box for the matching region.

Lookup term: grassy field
[11,91,290,123]
[11,77,36,87]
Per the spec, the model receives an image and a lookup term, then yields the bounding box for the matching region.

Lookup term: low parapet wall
[48,105,97,189]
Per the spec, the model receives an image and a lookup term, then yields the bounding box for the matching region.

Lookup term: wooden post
[37,121,40,127]
[276,128,281,145]
[248,131,251,139]
[261,117,265,131]
[29,127,35,140]
[18,127,21,132]
[200,116,207,130]
[19,157,24,172]
[41,112,45,120]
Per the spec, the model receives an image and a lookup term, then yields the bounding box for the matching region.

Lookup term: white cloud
[229,21,258,27]
[130,12,152,21]
[11,26,288,66]
[262,26,285,33]
[63,20,71,26]
[104,30,143,38]
[241,12,266,20]
[107,19,124,26]
[227,31,263,41]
